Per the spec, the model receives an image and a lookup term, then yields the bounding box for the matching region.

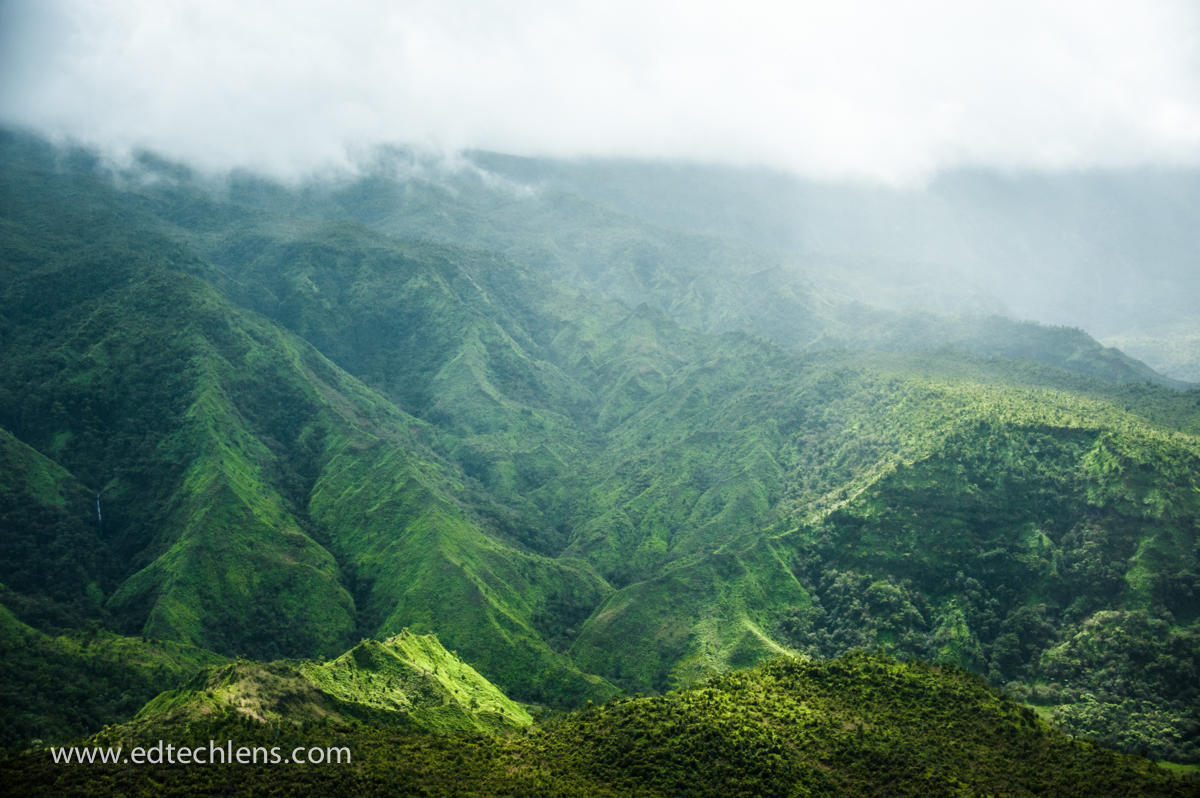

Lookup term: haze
[3,0,1199,382]
[2,0,1199,183]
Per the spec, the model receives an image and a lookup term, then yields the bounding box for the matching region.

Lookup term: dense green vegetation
[0,604,227,753]
[0,132,614,707]
[2,654,1195,796]
[133,630,531,735]
[771,418,1200,760]
[2,126,1199,786]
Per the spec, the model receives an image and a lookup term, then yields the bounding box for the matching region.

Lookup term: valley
[1,128,1198,793]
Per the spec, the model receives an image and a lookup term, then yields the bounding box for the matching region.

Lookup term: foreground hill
[132,631,531,735]
[3,654,1195,796]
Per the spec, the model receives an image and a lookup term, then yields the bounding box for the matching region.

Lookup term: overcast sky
[2,0,1198,183]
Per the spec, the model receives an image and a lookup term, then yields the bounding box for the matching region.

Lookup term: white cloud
[2,0,1198,182]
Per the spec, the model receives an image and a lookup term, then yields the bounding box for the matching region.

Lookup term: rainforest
[1,122,1198,795]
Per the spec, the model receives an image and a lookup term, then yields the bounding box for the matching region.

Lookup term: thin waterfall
[95,485,109,535]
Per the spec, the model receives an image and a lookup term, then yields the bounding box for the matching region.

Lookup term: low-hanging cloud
[2,0,1198,183]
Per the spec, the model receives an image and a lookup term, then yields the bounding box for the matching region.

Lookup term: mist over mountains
[3,3,1200,793]
[5,1,1198,181]
[461,152,1200,378]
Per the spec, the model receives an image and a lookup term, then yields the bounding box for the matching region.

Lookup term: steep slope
[301,632,532,731]
[343,148,1189,386]
[0,427,111,630]
[211,151,836,354]
[0,133,617,705]
[0,177,358,658]
[186,219,602,556]
[308,441,616,704]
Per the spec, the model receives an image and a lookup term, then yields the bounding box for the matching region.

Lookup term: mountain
[1,127,1199,771]
[464,152,1200,382]
[0,130,616,707]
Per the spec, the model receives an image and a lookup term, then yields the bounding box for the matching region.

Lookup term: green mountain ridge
[0,143,616,708]
[133,630,531,735]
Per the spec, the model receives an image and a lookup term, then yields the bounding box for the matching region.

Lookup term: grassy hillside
[134,631,531,735]
[0,132,618,706]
